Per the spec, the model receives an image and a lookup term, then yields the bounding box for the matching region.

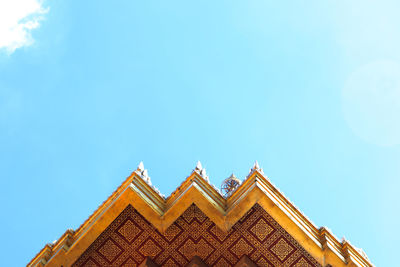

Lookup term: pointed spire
[195,160,202,171]
[193,161,209,182]
[135,161,151,185]
[137,161,144,172]
[247,160,264,178]
[254,160,260,170]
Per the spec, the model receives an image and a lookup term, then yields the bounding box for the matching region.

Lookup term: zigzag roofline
[28,162,373,267]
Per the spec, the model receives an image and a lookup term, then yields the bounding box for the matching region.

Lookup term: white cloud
[0,0,48,54]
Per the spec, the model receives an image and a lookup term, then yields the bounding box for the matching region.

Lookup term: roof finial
[254,160,260,170]
[247,160,264,178]
[137,161,145,172]
[135,161,151,185]
[193,161,209,182]
[221,173,241,197]
[195,160,203,171]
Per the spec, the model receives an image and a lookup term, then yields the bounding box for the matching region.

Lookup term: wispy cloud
[0,0,48,54]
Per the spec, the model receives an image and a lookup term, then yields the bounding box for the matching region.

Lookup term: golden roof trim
[28,164,373,267]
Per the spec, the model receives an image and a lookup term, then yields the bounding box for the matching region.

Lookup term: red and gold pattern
[73,204,321,267]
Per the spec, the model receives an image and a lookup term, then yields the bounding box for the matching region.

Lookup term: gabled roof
[28,162,373,267]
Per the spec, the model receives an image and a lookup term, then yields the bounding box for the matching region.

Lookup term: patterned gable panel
[73,204,322,267]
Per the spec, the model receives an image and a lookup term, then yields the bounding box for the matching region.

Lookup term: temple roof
[28,162,373,267]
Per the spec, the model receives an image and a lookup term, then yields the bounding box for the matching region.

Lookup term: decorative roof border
[28,162,373,267]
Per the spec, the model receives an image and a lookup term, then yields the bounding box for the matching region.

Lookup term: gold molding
[28,169,373,267]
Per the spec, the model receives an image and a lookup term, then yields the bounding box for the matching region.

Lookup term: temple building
[29,162,373,267]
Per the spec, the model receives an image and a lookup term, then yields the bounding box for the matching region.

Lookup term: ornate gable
[73,204,321,266]
[28,162,373,267]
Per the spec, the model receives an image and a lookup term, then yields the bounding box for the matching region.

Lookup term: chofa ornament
[221,173,241,196]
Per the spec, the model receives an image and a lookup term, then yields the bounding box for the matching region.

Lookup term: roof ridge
[28,162,373,267]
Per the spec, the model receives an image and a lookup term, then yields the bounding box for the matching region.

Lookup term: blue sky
[1,0,400,266]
